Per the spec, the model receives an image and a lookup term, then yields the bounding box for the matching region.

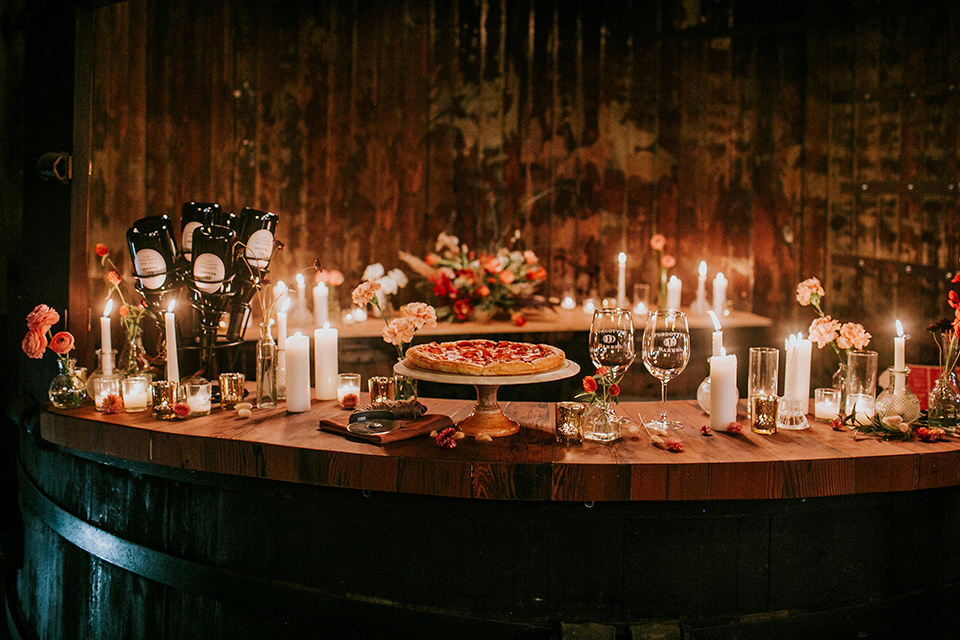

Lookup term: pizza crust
[405,339,566,376]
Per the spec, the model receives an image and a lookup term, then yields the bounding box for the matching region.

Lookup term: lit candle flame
[618,252,626,265]
[296,273,305,287]
[708,309,721,332]
[167,300,176,314]
[896,319,904,338]
[103,299,113,317]
[699,261,707,276]
[281,298,291,313]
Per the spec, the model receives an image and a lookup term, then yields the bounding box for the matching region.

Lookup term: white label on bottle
[245,229,274,268]
[134,248,167,289]
[181,221,202,259]
[193,253,226,293]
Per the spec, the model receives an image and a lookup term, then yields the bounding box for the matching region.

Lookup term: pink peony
[795,277,825,306]
[351,280,382,307]
[400,302,437,330]
[26,304,60,333]
[808,316,841,349]
[650,234,666,251]
[49,331,75,355]
[382,317,416,346]
[837,323,871,350]
[660,255,676,269]
[22,329,47,359]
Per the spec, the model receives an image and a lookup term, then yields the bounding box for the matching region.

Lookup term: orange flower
[650,234,666,251]
[351,280,382,307]
[595,366,610,376]
[482,255,502,274]
[22,329,47,359]
[95,243,109,258]
[512,313,526,327]
[477,285,490,298]
[118,305,129,317]
[660,255,676,269]
[453,299,473,320]
[26,304,60,333]
[340,393,358,409]
[582,376,598,393]
[425,253,441,266]
[499,270,516,284]
[609,383,620,397]
[49,331,75,355]
[101,393,124,414]
[523,250,537,264]
[107,270,122,286]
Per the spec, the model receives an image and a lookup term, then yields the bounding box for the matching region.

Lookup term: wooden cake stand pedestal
[394,360,580,438]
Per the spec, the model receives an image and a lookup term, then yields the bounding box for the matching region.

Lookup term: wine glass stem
[660,380,669,421]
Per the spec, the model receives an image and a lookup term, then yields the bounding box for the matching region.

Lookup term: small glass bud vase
[88,349,124,412]
[256,321,277,409]
[876,367,921,424]
[48,358,87,409]
[276,348,287,401]
[928,370,960,431]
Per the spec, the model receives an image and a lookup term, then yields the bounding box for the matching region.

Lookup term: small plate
[346,420,401,436]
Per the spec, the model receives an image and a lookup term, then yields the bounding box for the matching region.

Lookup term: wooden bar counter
[12,395,960,639]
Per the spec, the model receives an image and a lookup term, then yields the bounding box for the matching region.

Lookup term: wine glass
[641,309,690,430]
[586,308,635,439]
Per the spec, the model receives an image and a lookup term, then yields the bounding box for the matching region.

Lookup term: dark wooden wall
[77,0,960,370]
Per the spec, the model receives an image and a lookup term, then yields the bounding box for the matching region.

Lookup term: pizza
[405,339,566,376]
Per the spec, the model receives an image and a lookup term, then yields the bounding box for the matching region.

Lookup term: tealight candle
[122,375,151,412]
[337,373,361,409]
[185,380,212,416]
[314,325,338,400]
[846,393,875,426]
[814,387,841,422]
[560,295,576,310]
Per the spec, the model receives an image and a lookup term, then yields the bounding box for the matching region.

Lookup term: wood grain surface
[39,391,960,502]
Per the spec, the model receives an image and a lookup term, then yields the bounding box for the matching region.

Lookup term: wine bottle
[226,208,279,342]
[180,202,221,263]
[126,215,181,313]
[189,224,237,368]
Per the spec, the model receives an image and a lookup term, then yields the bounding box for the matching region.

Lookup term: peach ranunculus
[22,329,47,359]
[382,317,417,346]
[808,316,841,349]
[650,234,666,251]
[49,331,75,355]
[795,277,825,307]
[499,270,516,284]
[26,304,60,333]
[660,254,676,269]
[837,322,871,350]
[400,302,438,330]
[352,280,382,307]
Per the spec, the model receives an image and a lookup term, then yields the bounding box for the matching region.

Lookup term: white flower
[435,232,459,254]
[379,274,399,296]
[362,263,385,282]
[387,268,408,289]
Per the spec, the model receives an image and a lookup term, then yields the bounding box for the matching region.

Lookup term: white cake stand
[394,360,581,438]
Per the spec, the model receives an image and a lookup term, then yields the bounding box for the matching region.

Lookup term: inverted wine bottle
[180,202,221,262]
[226,207,279,342]
[126,214,181,313]
[190,224,237,367]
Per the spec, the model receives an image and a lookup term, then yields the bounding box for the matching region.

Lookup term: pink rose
[795,278,825,306]
[351,280,382,307]
[26,304,60,333]
[660,255,676,269]
[400,302,437,330]
[49,331,75,355]
[837,323,871,350]
[650,234,666,251]
[22,329,47,359]
[382,317,416,346]
[808,316,840,348]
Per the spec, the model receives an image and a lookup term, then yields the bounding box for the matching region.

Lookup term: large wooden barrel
[11,422,960,639]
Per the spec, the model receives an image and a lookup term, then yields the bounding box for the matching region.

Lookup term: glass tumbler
[844,350,878,425]
[748,347,779,422]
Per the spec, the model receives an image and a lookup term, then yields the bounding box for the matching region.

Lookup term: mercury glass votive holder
[151,380,181,420]
[219,373,245,410]
[751,394,779,435]
[555,401,585,445]
[185,378,212,416]
[368,376,396,403]
[338,373,361,409]
[121,375,152,413]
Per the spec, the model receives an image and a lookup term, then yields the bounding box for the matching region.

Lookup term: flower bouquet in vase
[96,243,158,377]
[22,304,84,409]
[926,269,960,430]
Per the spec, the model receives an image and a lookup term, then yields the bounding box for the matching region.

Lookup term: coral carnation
[809,316,841,349]
[795,277,824,306]
[400,302,438,329]
[837,323,871,350]
[382,317,416,346]
[173,403,191,418]
[650,234,666,251]
[101,394,124,414]
[351,280,382,307]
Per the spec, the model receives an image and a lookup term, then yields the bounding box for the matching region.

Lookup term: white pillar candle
[666,276,682,310]
[101,299,113,356]
[690,261,708,313]
[314,325,338,400]
[278,299,290,350]
[712,272,727,316]
[796,334,812,406]
[296,273,306,315]
[164,301,179,383]
[894,319,906,394]
[708,311,724,357]
[286,333,311,412]
[710,353,738,430]
[313,282,329,326]
[273,280,287,309]
[617,252,627,308]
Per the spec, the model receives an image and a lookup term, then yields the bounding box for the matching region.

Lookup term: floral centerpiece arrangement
[796,277,871,370]
[649,234,676,309]
[925,263,960,428]
[352,279,437,402]
[400,232,548,325]
[22,303,83,408]
[95,243,158,375]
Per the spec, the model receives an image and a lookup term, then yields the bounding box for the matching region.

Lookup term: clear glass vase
[256,321,277,409]
[48,358,87,409]
[832,362,847,413]
[583,401,622,442]
[928,371,960,431]
[87,349,124,412]
[395,371,418,401]
[117,323,150,377]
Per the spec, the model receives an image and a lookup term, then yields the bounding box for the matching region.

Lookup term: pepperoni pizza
[405,339,566,376]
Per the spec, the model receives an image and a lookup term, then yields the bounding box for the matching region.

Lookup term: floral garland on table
[399,232,548,325]
[796,277,871,361]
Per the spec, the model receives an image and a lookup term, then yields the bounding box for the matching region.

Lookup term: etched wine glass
[641,309,690,430]
[585,308,635,440]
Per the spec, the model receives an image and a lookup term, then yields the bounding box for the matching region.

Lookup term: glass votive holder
[845,393,876,427]
[151,380,181,420]
[748,347,779,422]
[751,394,779,435]
[122,375,152,413]
[92,373,123,412]
[555,401,585,445]
[368,376,396,403]
[776,396,809,430]
[814,387,841,423]
[338,373,361,409]
[219,373,245,410]
[184,378,212,416]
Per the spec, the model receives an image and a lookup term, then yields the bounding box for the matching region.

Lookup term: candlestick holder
[876,367,920,423]
[88,349,124,412]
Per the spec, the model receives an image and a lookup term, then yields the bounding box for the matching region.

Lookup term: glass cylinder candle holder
[844,349,878,426]
[121,374,152,413]
[184,378,212,416]
[814,387,841,423]
[219,373,245,410]
[368,376,396,403]
[151,380,181,420]
[748,347,779,423]
[337,373,361,409]
[555,401,585,445]
[751,394,779,435]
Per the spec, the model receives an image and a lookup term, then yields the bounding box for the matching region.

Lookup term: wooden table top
[38,390,960,502]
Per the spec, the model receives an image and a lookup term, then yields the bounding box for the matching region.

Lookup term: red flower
[664,437,684,452]
[95,243,109,258]
[595,366,610,376]
[950,290,959,309]
[22,329,47,359]
[726,422,743,435]
[609,383,620,397]
[430,273,456,299]
[700,424,712,435]
[107,270,122,286]
[101,394,124,414]
[340,393,358,409]
[435,427,459,449]
[830,417,846,431]
[453,299,473,320]
[49,331,75,355]
[582,376,598,393]
[512,313,526,327]
[917,426,945,443]
[173,403,191,418]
